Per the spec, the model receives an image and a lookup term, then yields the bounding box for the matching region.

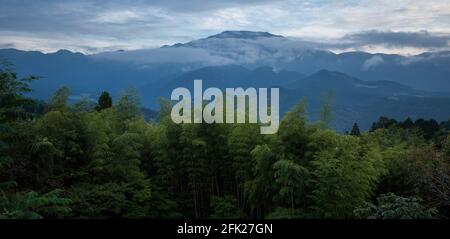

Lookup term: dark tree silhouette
[401,117,414,129]
[350,123,361,136]
[97,91,112,111]
[371,117,398,131]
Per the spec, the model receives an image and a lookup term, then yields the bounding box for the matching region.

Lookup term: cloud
[0,43,14,49]
[362,55,384,70]
[0,30,135,53]
[343,30,450,49]
[91,35,320,67]
[398,51,450,65]
[91,29,450,68]
[137,0,281,12]
[1,0,450,54]
[93,10,141,24]
[93,47,233,65]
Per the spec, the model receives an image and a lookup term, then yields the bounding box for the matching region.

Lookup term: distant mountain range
[146,66,450,130]
[1,31,450,131]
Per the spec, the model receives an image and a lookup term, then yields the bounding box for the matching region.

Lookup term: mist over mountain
[96,31,450,92]
[1,30,450,131]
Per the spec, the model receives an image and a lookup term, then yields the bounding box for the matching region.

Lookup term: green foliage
[0,190,71,219]
[0,63,37,123]
[116,88,142,122]
[1,66,450,219]
[68,183,127,218]
[309,136,385,218]
[355,193,437,219]
[210,196,245,219]
[245,144,276,218]
[371,116,442,140]
[377,143,450,210]
[278,101,310,161]
[0,65,72,219]
[272,159,308,217]
[1,64,37,186]
[443,135,450,160]
[266,207,304,219]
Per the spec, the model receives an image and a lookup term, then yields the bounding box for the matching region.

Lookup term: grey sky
[0,0,449,54]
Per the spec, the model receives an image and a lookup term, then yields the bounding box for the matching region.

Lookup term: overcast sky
[0,0,449,54]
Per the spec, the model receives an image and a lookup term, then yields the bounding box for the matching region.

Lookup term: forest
[1,64,450,219]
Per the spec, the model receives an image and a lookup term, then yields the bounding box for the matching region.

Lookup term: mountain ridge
[1,30,450,131]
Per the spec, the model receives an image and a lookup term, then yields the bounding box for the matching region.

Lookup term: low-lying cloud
[93,47,233,65]
[91,30,450,67]
[342,30,450,49]
[362,55,384,70]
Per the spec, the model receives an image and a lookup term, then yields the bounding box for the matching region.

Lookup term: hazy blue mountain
[281,70,450,130]
[158,65,303,90]
[0,48,183,101]
[1,30,450,131]
[144,66,450,131]
[140,65,304,109]
[104,31,450,92]
[281,51,450,92]
[5,30,443,95]
[287,69,430,97]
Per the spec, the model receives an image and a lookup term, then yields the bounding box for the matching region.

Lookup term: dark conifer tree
[350,123,361,136]
[97,91,112,111]
[402,117,414,129]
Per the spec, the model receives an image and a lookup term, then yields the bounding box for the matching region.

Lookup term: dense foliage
[1,66,449,219]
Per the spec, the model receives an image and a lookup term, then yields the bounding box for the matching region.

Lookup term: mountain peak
[313,69,352,78]
[54,49,74,54]
[305,69,360,85]
[207,31,283,40]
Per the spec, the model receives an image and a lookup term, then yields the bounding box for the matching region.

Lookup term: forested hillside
[1,65,449,219]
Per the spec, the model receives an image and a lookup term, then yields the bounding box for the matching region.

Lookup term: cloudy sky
[0,0,449,54]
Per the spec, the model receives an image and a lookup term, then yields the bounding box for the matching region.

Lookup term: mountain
[163,30,320,67]
[281,51,450,92]
[144,66,450,131]
[156,65,304,90]
[281,70,450,130]
[0,48,183,100]
[140,65,305,110]
[1,30,450,131]
[286,69,428,97]
[98,31,450,92]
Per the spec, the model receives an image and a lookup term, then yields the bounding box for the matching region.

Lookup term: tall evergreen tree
[97,91,112,111]
[350,123,361,136]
